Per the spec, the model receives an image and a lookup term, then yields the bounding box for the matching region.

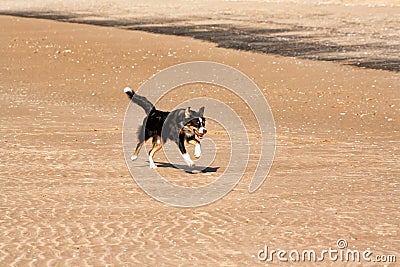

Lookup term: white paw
[131,155,138,161]
[186,160,195,168]
[183,153,195,168]
[149,162,158,169]
[194,144,201,158]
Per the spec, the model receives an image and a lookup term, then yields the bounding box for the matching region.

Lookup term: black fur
[124,87,207,168]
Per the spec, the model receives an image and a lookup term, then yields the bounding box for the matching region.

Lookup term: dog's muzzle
[195,127,207,139]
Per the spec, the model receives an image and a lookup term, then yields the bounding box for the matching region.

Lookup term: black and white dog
[124,87,207,169]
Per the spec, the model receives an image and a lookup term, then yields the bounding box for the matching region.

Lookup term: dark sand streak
[1,10,399,72]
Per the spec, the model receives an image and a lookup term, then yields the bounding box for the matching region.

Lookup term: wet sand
[0,5,399,267]
[1,0,400,72]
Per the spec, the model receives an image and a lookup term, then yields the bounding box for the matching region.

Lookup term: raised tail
[124,87,154,114]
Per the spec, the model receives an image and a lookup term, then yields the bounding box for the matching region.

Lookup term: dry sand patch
[0,14,399,266]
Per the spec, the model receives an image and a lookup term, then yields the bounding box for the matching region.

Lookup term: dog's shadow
[155,161,220,174]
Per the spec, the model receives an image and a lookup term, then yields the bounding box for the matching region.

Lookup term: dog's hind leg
[148,136,162,169]
[131,126,147,161]
[131,141,145,161]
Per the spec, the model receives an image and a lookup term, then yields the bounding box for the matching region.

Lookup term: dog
[124,87,207,169]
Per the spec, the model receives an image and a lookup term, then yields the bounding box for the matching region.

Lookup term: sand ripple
[0,15,399,266]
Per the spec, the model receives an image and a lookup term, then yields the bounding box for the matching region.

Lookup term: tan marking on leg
[149,143,162,158]
[188,139,200,145]
[134,141,145,157]
[149,136,163,161]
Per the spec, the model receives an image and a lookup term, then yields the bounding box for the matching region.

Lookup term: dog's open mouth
[195,130,205,139]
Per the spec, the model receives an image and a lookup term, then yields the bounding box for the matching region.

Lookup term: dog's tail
[124,87,154,114]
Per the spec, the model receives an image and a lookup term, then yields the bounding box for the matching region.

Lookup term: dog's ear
[199,106,205,116]
[185,107,191,118]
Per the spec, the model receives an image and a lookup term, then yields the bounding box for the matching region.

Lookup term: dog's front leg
[188,139,201,158]
[194,143,201,158]
[179,133,194,167]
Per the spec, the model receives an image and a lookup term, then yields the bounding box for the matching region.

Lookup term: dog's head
[182,107,207,140]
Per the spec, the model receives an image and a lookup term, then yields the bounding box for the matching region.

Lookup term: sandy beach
[0,1,399,266]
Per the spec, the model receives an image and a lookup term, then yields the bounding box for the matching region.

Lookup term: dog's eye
[186,119,197,127]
